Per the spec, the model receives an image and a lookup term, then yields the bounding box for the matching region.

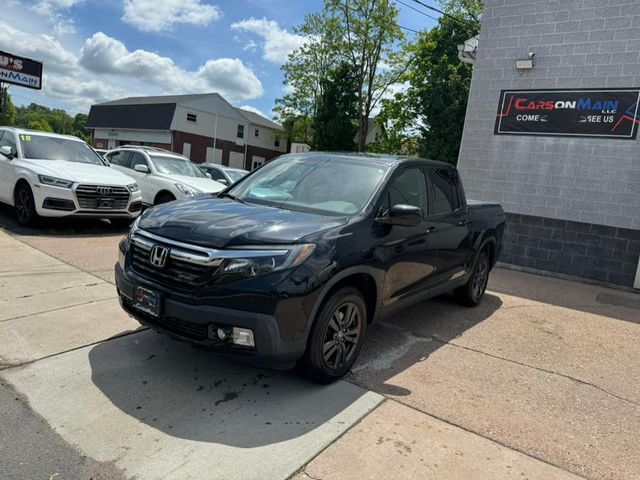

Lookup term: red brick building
[87,93,287,170]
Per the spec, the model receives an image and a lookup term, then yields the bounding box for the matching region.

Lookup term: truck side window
[427,168,457,215]
[385,168,428,214]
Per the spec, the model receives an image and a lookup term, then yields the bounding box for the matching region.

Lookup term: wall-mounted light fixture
[516,52,536,72]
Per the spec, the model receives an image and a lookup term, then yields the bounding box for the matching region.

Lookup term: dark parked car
[116,153,505,383]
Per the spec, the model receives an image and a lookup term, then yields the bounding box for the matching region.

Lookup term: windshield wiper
[218,191,245,203]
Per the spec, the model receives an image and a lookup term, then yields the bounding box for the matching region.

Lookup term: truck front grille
[129,235,219,290]
[76,184,130,210]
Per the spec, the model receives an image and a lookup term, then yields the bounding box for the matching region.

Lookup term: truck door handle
[426,226,437,234]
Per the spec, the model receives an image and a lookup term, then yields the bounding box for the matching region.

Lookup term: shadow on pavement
[350,293,503,395]
[88,329,371,448]
[0,203,131,237]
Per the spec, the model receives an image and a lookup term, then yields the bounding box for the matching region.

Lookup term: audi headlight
[127,183,139,192]
[220,244,316,279]
[175,183,199,197]
[38,175,74,188]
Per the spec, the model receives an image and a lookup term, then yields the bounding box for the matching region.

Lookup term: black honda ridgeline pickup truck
[116,153,505,383]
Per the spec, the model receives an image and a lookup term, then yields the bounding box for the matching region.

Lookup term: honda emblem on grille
[149,245,169,268]
[96,186,113,195]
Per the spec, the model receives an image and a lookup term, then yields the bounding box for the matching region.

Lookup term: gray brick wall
[501,213,640,286]
[458,0,640,231]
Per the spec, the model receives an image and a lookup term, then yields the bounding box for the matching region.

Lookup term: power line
[343,2,422,34]
[408,0,475,28]
[394,0,439,23]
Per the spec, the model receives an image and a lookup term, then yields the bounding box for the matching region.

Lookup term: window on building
[427,168,458,215]
[237,125,245,138]
[274,136,280,147]
[254,128,259,138]
[186,113,197,123]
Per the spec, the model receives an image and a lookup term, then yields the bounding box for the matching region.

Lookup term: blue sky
[1,0,438,119]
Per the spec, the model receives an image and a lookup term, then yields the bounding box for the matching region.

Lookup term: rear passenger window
[384,168,428,213]
[427,168,458,215]
[107,151,131,167]
[209,168,226,182]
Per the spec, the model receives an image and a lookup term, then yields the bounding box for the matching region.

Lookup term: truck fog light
[216,328,227,341]
[233,327,255,347]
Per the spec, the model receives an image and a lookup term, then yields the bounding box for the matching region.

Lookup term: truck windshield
[150,156,207,177]
[19,134,105,165]
[228,156,388,215]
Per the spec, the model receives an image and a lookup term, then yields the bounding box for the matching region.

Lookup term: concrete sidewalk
[2,226,636,479]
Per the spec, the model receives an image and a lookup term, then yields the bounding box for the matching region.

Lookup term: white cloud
[80,32,263,101]
[0,21,78,73]
[122,0,222,32]
[31,0,82,15]
[231,17,305,64]
[44,74,130,111]
[238,105,266,118]
[30,0,82,35]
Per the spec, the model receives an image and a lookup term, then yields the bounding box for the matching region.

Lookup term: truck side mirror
[377,204,423,227]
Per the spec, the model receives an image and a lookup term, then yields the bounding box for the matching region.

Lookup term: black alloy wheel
[303,287,367,384]
[322,301,362,370]
[454,251,490,306]
[15,184,39,227]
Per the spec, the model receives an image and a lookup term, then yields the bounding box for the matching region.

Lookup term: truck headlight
[38,175,74,188]
[220,244,316,279]
[175,183,199,196]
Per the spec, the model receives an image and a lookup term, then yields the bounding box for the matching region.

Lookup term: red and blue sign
[495,89,640,139]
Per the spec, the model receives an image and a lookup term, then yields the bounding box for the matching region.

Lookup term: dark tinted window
[427,168,458,215]
[129,152,148,170]
[0,132,16,155]
[207,167,226,182]
[107,150,131,167]
[384,168,428,213]
[237,125,244,138]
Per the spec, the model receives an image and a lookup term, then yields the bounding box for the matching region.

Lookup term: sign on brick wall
[494,89,640,139]
[0,50,43,90]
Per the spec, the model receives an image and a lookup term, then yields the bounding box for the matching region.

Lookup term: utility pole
[0,82,5,121]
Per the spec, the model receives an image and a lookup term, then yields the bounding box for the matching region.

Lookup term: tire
[155,192,175,205]
[14,183,40,227]
[454,251,490,307]
[302,287,367,384]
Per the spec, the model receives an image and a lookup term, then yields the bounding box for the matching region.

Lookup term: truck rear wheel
[303,287,367,384]
[454,251,490,307]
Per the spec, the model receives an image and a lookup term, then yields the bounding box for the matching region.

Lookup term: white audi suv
[0,127,142,227]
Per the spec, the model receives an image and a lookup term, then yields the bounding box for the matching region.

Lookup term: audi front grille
[76,184,130,210]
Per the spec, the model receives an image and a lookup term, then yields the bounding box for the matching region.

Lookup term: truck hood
[138,196,348,248]
[157,174,225,193]
[24,159,135,185]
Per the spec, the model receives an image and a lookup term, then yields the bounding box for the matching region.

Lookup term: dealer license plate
[97,198,114,209]
[133,286,160,317]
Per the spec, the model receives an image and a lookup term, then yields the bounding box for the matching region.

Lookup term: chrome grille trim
[75,184,130,210]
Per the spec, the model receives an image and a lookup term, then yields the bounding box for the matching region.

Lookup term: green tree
[376,1,481,164]
[26,119,54,132]
[315,63,359,151]
[73,113,90,141]
[0,87,16,125]
[276,0,404,152]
